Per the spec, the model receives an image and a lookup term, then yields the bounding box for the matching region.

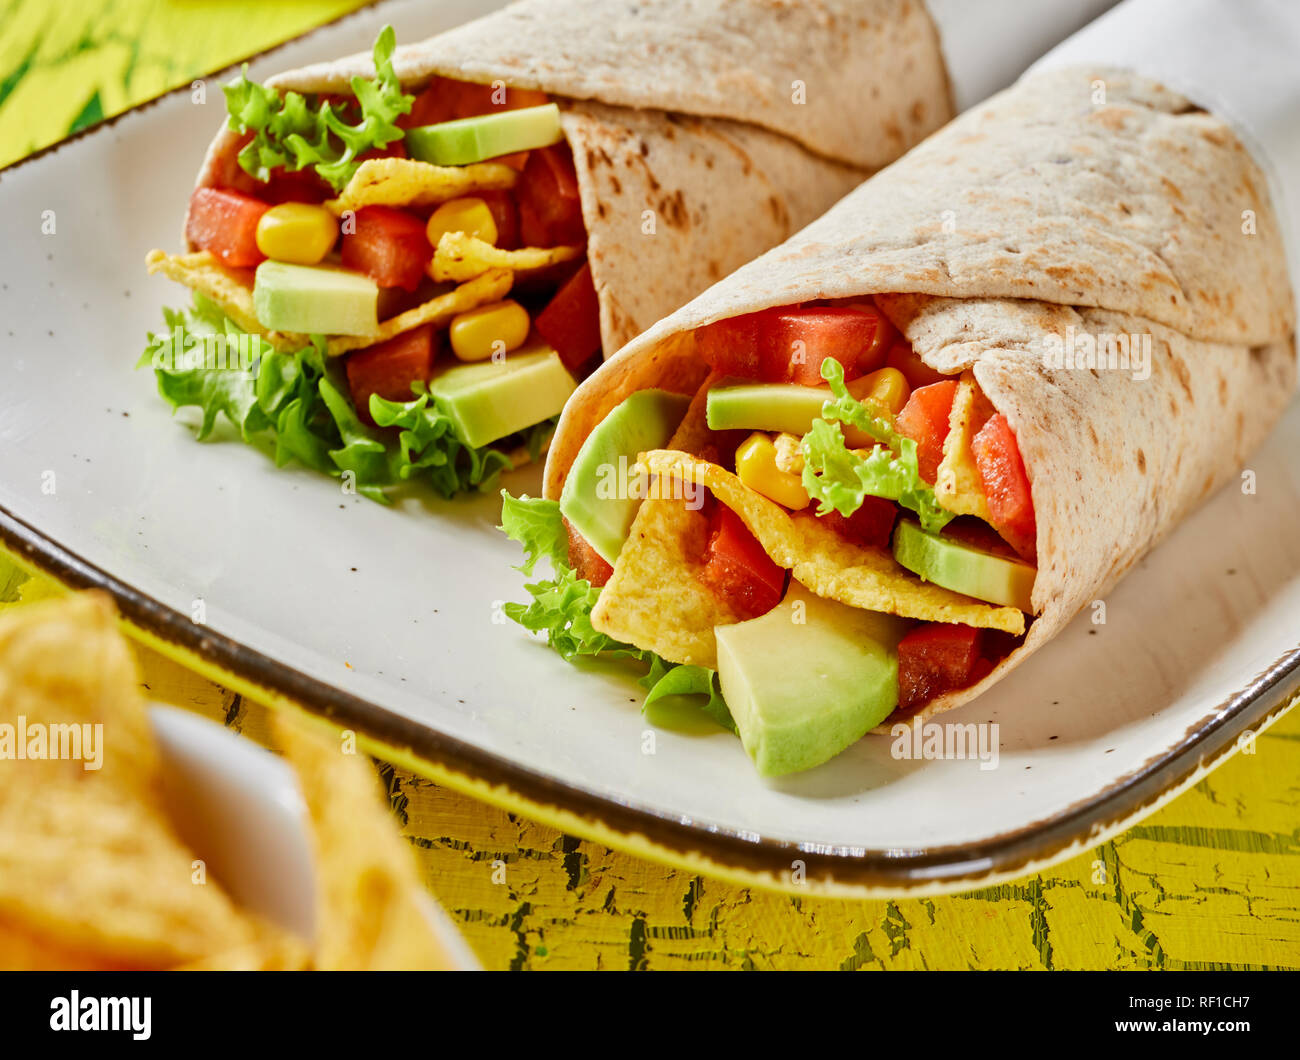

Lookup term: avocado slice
[893,518,1035,611]
[253,261,379,336]
[706,383,827,435]
[429,341,576,448]
[715,582,907,776]
[559,389,691,565]
[405,104,563,166]
[706,383,873,447]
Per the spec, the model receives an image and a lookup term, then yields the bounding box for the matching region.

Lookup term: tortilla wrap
[547,67,1297,724]
[182,0,953,356]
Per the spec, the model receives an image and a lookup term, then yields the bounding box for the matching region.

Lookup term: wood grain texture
[2,0,1299,972]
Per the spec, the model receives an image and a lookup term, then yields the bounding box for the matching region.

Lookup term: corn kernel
[255,203,338,265]
[449,299,531,361]
[736,432,810,510]
[848,366,910,416]
[427,197,498,248]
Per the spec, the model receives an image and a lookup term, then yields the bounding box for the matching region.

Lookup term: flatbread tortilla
[550,67,1297,724]
[182,0,954,357]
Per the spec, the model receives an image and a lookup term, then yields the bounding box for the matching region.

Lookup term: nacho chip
[935,372,995,521]
[272,712,460,971]
[145,250,308,352]
[430,231,583,283]
[641,450,1026,636]
[0,593,291,969]
[325,268,514,356]
[590,381,746,668]
[328,158,518,213]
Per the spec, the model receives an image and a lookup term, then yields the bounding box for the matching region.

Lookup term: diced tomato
[475,189,520,250]
[695,311,765,379]
[816,495,897,551]
[186,187,270,268]
[972,413,1037,561]
[518,144,586,247]
[262,167,333,205]
[535,262,602,370]
[695,306,890,385]
[345,324,437,427]
[493,150,530,171]
[698,505,786,619]
[938,516,1019,559]
[565,518,613,587]
[895,380,958,483]
[357,139,407,163]
[886,340,948,389]
[341,206,431,292]
[897,623,984,714]
[400,77,549,128]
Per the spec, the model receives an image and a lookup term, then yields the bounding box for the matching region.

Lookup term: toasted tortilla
[174,0,954,356]
[555,68,1297,725]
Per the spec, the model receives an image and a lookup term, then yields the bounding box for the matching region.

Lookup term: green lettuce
[801,358,954,533]
[142,295,539,502]
[223,25,413,191]
[499,493,737,734]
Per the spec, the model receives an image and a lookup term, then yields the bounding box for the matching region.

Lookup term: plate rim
[4,501,1298,897]
[3,2,1298,896]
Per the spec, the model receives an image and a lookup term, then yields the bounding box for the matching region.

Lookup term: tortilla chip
[935,372,994,521]
[641,450,1026,636]
[272,712,460,970]
[325,268,513,356]
[0,593,290,969]
[328,158,518,213]
[145,250,308,352]
[590,380,746,667]
[430,232,582,283]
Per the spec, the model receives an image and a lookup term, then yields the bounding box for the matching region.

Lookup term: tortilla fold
[549,67,1297,725]
[181,0,953,356]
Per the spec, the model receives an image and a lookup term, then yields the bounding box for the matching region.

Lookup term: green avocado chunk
[706,383,830,437]
[252,261,378,336]
[404,104,563,166]
[715,582,907,777]
[429,342,576,448]
[559,389,691,565]
[893,518,1035,612]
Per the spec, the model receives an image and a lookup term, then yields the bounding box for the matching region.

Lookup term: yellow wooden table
[3,0,1299,970]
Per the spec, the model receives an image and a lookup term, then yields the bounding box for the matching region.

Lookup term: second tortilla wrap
[547,66,1297,724]
[189,0,953,355]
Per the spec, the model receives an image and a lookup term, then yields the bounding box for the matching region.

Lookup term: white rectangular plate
[1,0,1296,896]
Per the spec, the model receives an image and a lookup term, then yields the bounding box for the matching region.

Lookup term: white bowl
[148,704,479,969]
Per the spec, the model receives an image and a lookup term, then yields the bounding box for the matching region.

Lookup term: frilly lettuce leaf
[143,295,528,501]
[223,25,413,190]
[499,493,737,733]
[801,358,954,534]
